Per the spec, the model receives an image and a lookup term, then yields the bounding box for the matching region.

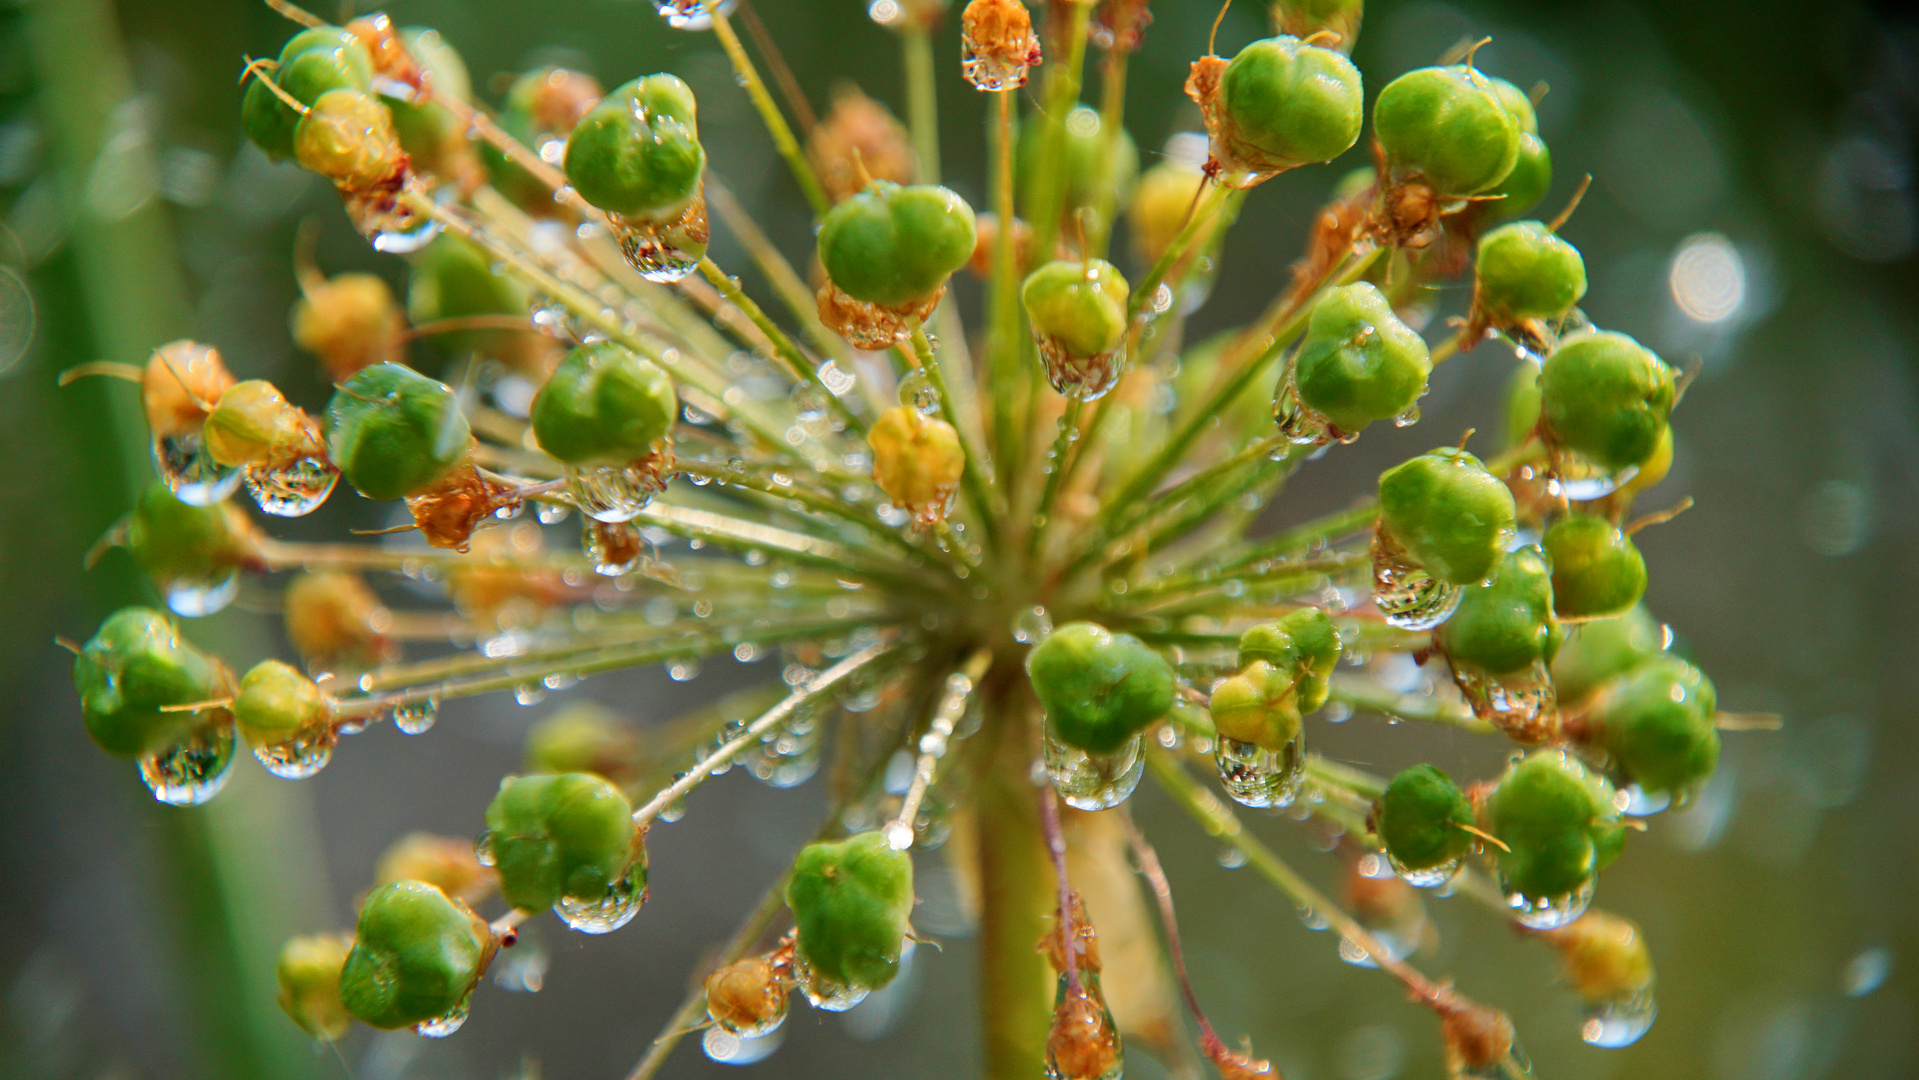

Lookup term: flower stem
[911,323,1004,543]
[900,22,941,182]
[891,649,993,843]
[696,258,864,433]
[1326,675,1498,735]
[988,90,1025,479]
[702,0,831,215]
[1027,0,1096,260]
[1027,396,1085,564]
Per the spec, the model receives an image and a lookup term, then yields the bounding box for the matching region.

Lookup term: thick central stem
[974,691,1054,1080]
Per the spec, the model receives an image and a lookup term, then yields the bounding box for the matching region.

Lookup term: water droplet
[514,683,546,706]
[1502,876,1595,930]
[1275,371,1339,448]
[492,935,549,993]
[554,866,646,934]
[1045,983,1124,1080]
[794,950,873,1012]
[567,460,668,523]
[393,700,438,735]
[1216,846,1248,869]
[244,455,338,517]
[1392,404,1422,428]
[1386,852,1462,888]
[251,725,336,779]
[139,720,237,805]
[152,431,241,505]
[536,501,571,525]
[164,572,240,618]
[703,1024,786,1064]
[474,831,496,866]
[412,996,470,1037]
[371,215,443,255]
[1036,338,1124,401]
[1043,732,1145,811]
[1618,783,1671,817]
[1548,452,1638,501]
[668,660,701,682]
[1580,988,1656,1047]
[1214,735,1306,808]
[1451,661,1558,744]
[1012,606,1053,644]
[584,519,646,576]
[611,198,707,282]
[897,369,940,416]
[1371,528,1463,631]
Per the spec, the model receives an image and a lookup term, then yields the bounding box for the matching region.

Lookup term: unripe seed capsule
[292,272,404,381]
[1487,750,1625,913]
[1023,258,1131,399]
[242,26,376,161]
[1026,622,1175,754]
[325,362,471,502]
[1541,910,1654,1002]
[71,607,231,758]
[1236,607,1341,713]
[204,380,325,469]
[484,772,642,916]
[1201,35,1364,183]
[530,343,677,466]
[1474,221,1586,326]
[1373,64,1522,197]
[1209,660,1305,752]
[525,702,641,781]
[295,89,406,192]
[563,74,706,220]
[485,67,603,213]
[1289,282,1431,438]
[406,232,549,374]
[276,933,355,1041]
[1375,763,1476,879]
[1377,447,1518,585]
[867,405,965,527]
[1485,131,1552,222]
[1537,330,1675,473]
[1581,656,1718,800]
[1543,515,1647,619]
[117,482,263,597]
[339,880,492,1031]
[785,831,915,1005]
[1551,605,1664,704]
[819,181,978,309]
[284,570,397,672]
[1437,545,1557,677]
[234,659,332,744]
[376,27,481,192]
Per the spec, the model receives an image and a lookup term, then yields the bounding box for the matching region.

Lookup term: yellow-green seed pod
[276,933,354,1041]
[233,659,331,744]
[868,406,964,525]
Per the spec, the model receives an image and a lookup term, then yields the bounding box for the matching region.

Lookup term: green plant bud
[295,88,404,189]
[1486,77,1537,135]
[818,181,978,308]
[1216,36,1365,175]
[1584,656,1718,798]
[484,68,604,210]
[1377,447,1518,585]
[1017,104,1139,221]
[243,27,376,161]
[1373,65,1521,197]
[526,702,638,778]
[563,75,705,219]
[1022,259,1130,360]
[325,363,471,501]
[1487,750,1625,902]
[1376,763,1476,873]
[234,659,330,743]
[1537,330,1676,473]
[1438,545,1556,677]
[1542,911,1654,1001]
[1026,622,1176,754]
[339,880,490,1030]
[381,29,472,176]
[868,406,965,523]
[276,933,354,1041]
[484,772,638,913]
[1543,516,1646,619]
[1475,221,1586,324]
[121,481,260,587]
[1292,282,1432,434]
[1236,607,1341,713]
[1551,605,1664,703]
[1501,361,1541,452]
[71,607,229,758]
[1485,132,1551,221]
[530,344,677,466]
[1209,660,1304,752]
[785,831,915,993]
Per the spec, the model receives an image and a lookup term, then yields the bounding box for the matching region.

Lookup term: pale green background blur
[1,1,1915,1079]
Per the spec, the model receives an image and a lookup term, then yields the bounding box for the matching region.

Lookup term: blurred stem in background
[23,1,331,1077]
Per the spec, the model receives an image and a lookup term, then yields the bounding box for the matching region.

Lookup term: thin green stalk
[702,1,831,215]
[1305,755,1388,800]
[697,258,865,433]
[1190,501,1381,584]
[911,323,1004,544]
[1139,449,1305,560]
[678,457,965,572]
[1120,550,1369,609]
[635,501,928,589]
[1086,43,1131,260]
[1026,395,1085,563]
[705,178,850,364]
[901,23,941,182]
[1103,433,1287,542]
[976,707,1054,1080]
[1326,676,1498,735]
[1124,183,1235,324]
[988,91,1025,477]
[1027,0,1096,259]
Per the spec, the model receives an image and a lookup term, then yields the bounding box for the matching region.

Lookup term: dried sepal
[960,0,1042,91]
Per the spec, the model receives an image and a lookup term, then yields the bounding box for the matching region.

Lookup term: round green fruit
[1026,622,1176,754]
[1235,607,1342,713]
[243,26,376,161]
[1292,281,1431,434]
[484,772,639,913]
[531,344,677,466]
[1438,544,1556,677]
[1584,656,1719,799]
[1501,361,1542,452]
[1376,763,1476,874]
[339,880,490,1030]
[1537,330,1675,473]
[1216,35,1365,174]
[818,181,977,308]
[1551,605,1665,704]
[1022,259,1130,360]
[1475,221,1586,324]
[785,831,915,993]
[234,659,330,743]
[407,232,535,365]
[122,482,259,589]
[563,75,705,219]
[1377,447,1518,585]
[1487,750,1625,902]
[325,363,471,501]
[72,607,229,758]
[1373,64,1521,196]
[1543,516,1647,619]
[1209,660,1305,752]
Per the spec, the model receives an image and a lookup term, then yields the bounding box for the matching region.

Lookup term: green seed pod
[1376,763,1476,874]
[1537,330,1676,473]
[277,933,354,1041]
[406,232,539,368]
[1026,622,1177,754]
[818,181,978,308]
[1017,104,1139,223]
[1551,605,1664,704]
[526,702,639,779]
[234,659,331,744]
[563,74,705,219]
[1208,660,1304,752]
[1215,36,1365,176]
[785,831,915,993]
[1543,911,1654,1002]
[486,69,605,207]
[1501,361,1541,452]
[1377,447,1518,585]
[295,88,404,190]
[1487,750,1625,902]
[868,406,966,523]
[339,880,490,1030]
[71,607,229,758]
[1373,65,1521,197]
[1584,656,1719,798]
[120,482,260,589]
[530,344,677,466]
[1543,516,1646,619]
[1236,607,1342,713]
[1022,259,1130,360]
[1437,545,1556,677]
[1475,221,1586,324]
[381,28,473,179]
[485,772,639,913]
[325,363,471,501]
[1292,282,1432,434]
[1485,132,1552,222]
[243,26,376,161]
[1486,76,1537,135]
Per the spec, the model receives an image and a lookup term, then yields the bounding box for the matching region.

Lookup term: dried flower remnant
[961,0,1043,91]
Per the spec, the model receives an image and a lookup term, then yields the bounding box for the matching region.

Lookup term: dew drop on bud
[1371,528,1463,631]
[1501,876,1595,930]
[1043,731,1144,811]
[553,867,646,934]
[165,573,241,618]
[393,699,439,735]
[153,431,243,506]
[140,721,238,805]
[1581,988,1656,1047]
[897,369,940,416]
[252,725,337,779]
[245,455,339,517]
[794,950,872,1012]
[1214,734,1305,808]
[412,996,470,1038]
[1451,661,1558,745]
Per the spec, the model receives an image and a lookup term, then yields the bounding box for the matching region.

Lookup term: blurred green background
[1,0,1916,1078]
